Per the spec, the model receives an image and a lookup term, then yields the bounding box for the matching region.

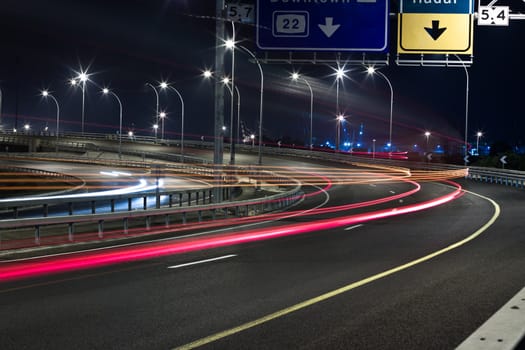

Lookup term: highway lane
[2,153,521,350]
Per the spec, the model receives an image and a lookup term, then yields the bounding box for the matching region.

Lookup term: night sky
[0,0,524,152]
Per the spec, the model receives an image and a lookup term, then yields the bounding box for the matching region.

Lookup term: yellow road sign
[398,13,473,54]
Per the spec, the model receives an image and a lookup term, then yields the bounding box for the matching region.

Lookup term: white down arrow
[318,17,340,38]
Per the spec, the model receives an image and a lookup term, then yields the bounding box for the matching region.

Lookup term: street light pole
[292,73,314,149]
[455,54,470,165]
[159,112,166,140]
[146,83,159,142]
[235,85,240,147]
[336,114,344,151]
[476,131,483,156]
[226,21,236,165]
[222,78,241,151]
[102,88,123,159]
[425,131,431,153]
[42,90,60,154]
[160,83,185,163]
[71,71,89,135]
[239,45,264,165]
[367,67,394,152]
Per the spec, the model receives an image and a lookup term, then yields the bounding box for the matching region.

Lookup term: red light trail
[0,181,463,282]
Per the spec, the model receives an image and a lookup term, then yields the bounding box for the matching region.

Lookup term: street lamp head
[42,90,49,97]
[225,39,235,49]
[335,67,346,80]
[24,123,30,130]
[160,112,166,118]
[128,131,134,137]
[203,70,213,79]
[367,66,376,74]
[160,82,169,89]
[424,131,431,137]
[102,88,109,94]
[222,77,230,85]
[250,134,255,140]
[337,114,345,122]
[70,79,78,86]
[78,72,88,83]
[477,131,483,137]
[291,72,300,81]
[153,124,159,130]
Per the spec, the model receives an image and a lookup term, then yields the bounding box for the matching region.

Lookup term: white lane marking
[389,190,396,194]
[167,255,237,269]
[344,224,364,231]
[369,184,377,187]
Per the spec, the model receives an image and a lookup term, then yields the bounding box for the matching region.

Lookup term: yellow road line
[173,189,500,350]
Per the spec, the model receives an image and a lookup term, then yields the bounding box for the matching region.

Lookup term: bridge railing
[0,167,302,250]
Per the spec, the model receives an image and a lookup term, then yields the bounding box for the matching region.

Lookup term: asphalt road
[0,157,523,349]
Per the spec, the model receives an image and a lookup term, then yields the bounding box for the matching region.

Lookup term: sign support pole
[214,0,225,203]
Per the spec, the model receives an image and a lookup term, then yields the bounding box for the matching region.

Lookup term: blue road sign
[256,0,389,52]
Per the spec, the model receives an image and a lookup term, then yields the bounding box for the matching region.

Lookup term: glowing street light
[250,133,255,147]
[102,88,123,159]
[291,72,314,149]
[41,90,60,153]
[160,81,185,162]
[159,111,167,140]
[153,123,159,140]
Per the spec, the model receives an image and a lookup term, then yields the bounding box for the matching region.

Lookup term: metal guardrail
[0,174,302,247]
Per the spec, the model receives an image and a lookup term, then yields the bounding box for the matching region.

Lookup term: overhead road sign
[256,0,389,52]
[397,0,475,55]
